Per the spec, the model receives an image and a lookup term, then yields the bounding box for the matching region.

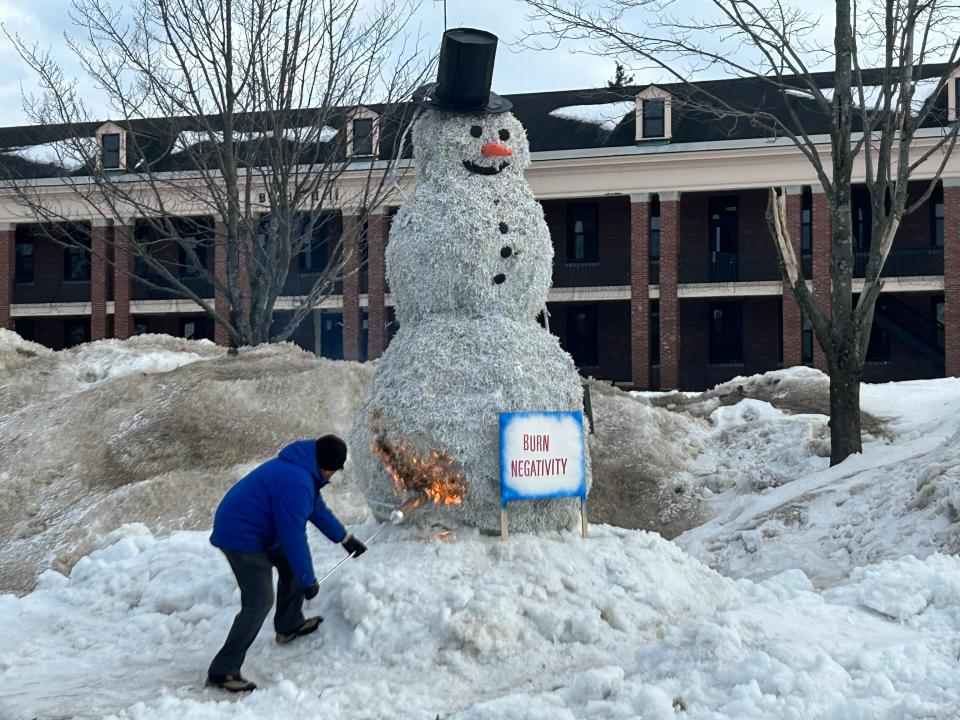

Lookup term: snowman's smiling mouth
[462,159,510,176]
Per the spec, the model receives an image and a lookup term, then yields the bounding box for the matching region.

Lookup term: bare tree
[523,0,960,465]
[3,0,429,346]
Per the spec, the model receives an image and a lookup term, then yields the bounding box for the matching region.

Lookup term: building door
[708,197,739,281]
[565,304,599,370]
[708,302,743,364]
[320,311,343,359]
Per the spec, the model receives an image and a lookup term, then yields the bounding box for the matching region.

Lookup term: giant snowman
[350,28,592,534]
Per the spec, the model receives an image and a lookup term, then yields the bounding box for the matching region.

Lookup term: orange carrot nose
[481,141,512,157]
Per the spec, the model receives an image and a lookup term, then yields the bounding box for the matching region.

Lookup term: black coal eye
[470,125,483,138]
[498,129,510,141]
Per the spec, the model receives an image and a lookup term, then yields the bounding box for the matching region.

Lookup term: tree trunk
[827,344,863,465]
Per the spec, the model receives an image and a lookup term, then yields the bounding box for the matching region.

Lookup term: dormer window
[101,133,121,169]
[642,100,665,138]
[96,121,127,171]
[952,73,960,122]
[352,119,374,155]
[348,107,379,157]
[636,86,673,142]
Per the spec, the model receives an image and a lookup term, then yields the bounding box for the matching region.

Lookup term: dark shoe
[276,615,323,645]
[206,673,257,693]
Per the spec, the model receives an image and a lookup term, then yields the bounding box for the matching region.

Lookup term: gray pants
[208,548,306,677]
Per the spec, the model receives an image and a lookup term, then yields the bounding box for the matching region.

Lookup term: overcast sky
[0,0,841,127]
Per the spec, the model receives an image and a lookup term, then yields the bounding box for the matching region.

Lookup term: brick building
[0,72,955,390]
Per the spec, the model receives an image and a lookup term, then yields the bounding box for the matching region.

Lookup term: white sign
[499,411,586,505]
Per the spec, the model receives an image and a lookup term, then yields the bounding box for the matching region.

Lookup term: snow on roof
[174,125,338,153]
[1,139,93,171]
[785,77,944,111]
[548,100,636,131]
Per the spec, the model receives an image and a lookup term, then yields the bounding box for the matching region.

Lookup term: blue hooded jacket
[210,440,348,587]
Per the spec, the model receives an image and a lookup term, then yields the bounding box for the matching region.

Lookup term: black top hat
[417,28,512,114]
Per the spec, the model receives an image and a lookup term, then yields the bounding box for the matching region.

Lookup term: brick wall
[811,190,831,371]
[659,196,681,389]
[630,197,650,388]
[90,223,108,340]
[113,224,134,340]
[341,213,362,361]
[0,225,12,329]
[943,184,960,376]
[782,191,804,367]
[366,213,387,359]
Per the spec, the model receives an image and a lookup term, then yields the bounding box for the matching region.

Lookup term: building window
[852,189,872,252]
[180,317,208,340]
[642,100,665,138]
[64,318,90,348]
[932,185,944,248]
[650,197,661,261]
[802,315,813,364]
[567,203,599,263]
[352,118,374,156]
[174,217,213,277]
[15,242,34,282]
[566,304,599,368]
[709,197,739,281]
[801,189,812,254]
[64,239,91,281]
[299,213,335,272]
[133,319,149,336]
[708,302,743,364]
[101,133,121,169]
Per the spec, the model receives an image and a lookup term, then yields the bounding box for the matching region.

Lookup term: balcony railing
[853,247,943,278]
[13,279,90,304]
[552,260,630,288]
[679,251,780,284]
[132,274,214,300]
[282,272,343,297]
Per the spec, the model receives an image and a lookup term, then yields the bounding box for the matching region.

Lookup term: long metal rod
[314,508,404,588]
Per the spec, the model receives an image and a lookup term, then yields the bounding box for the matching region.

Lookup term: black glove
[303,582,320,600]
[342,534,367,558]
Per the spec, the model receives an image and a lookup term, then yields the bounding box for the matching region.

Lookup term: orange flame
[371,434,467,507]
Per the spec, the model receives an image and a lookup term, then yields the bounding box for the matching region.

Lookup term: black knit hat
[315,435,348,471]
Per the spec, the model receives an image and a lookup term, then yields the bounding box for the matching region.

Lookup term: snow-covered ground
[2,334,960,719]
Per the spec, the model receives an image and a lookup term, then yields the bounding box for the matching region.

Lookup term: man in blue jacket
[206,435,366,692]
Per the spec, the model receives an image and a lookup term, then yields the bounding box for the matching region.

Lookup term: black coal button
[499,222,508,234]
[493,273,506,284]
[500,246,513,258]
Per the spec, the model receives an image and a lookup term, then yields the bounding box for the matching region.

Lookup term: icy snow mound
[5,524,960,719]
[0,327,52,373]
[0,332,221,413]
[0,523,733,720]
[585,379,709,537]
[676,373,960,586]
[0,337,373,595]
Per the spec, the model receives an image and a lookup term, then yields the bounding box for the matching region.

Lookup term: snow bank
[676,372,960,586]
[3,523,959,719]
[0,522,732,719]
[0,334,372,595]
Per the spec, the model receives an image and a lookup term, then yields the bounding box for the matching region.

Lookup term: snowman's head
[411,110,530,182]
